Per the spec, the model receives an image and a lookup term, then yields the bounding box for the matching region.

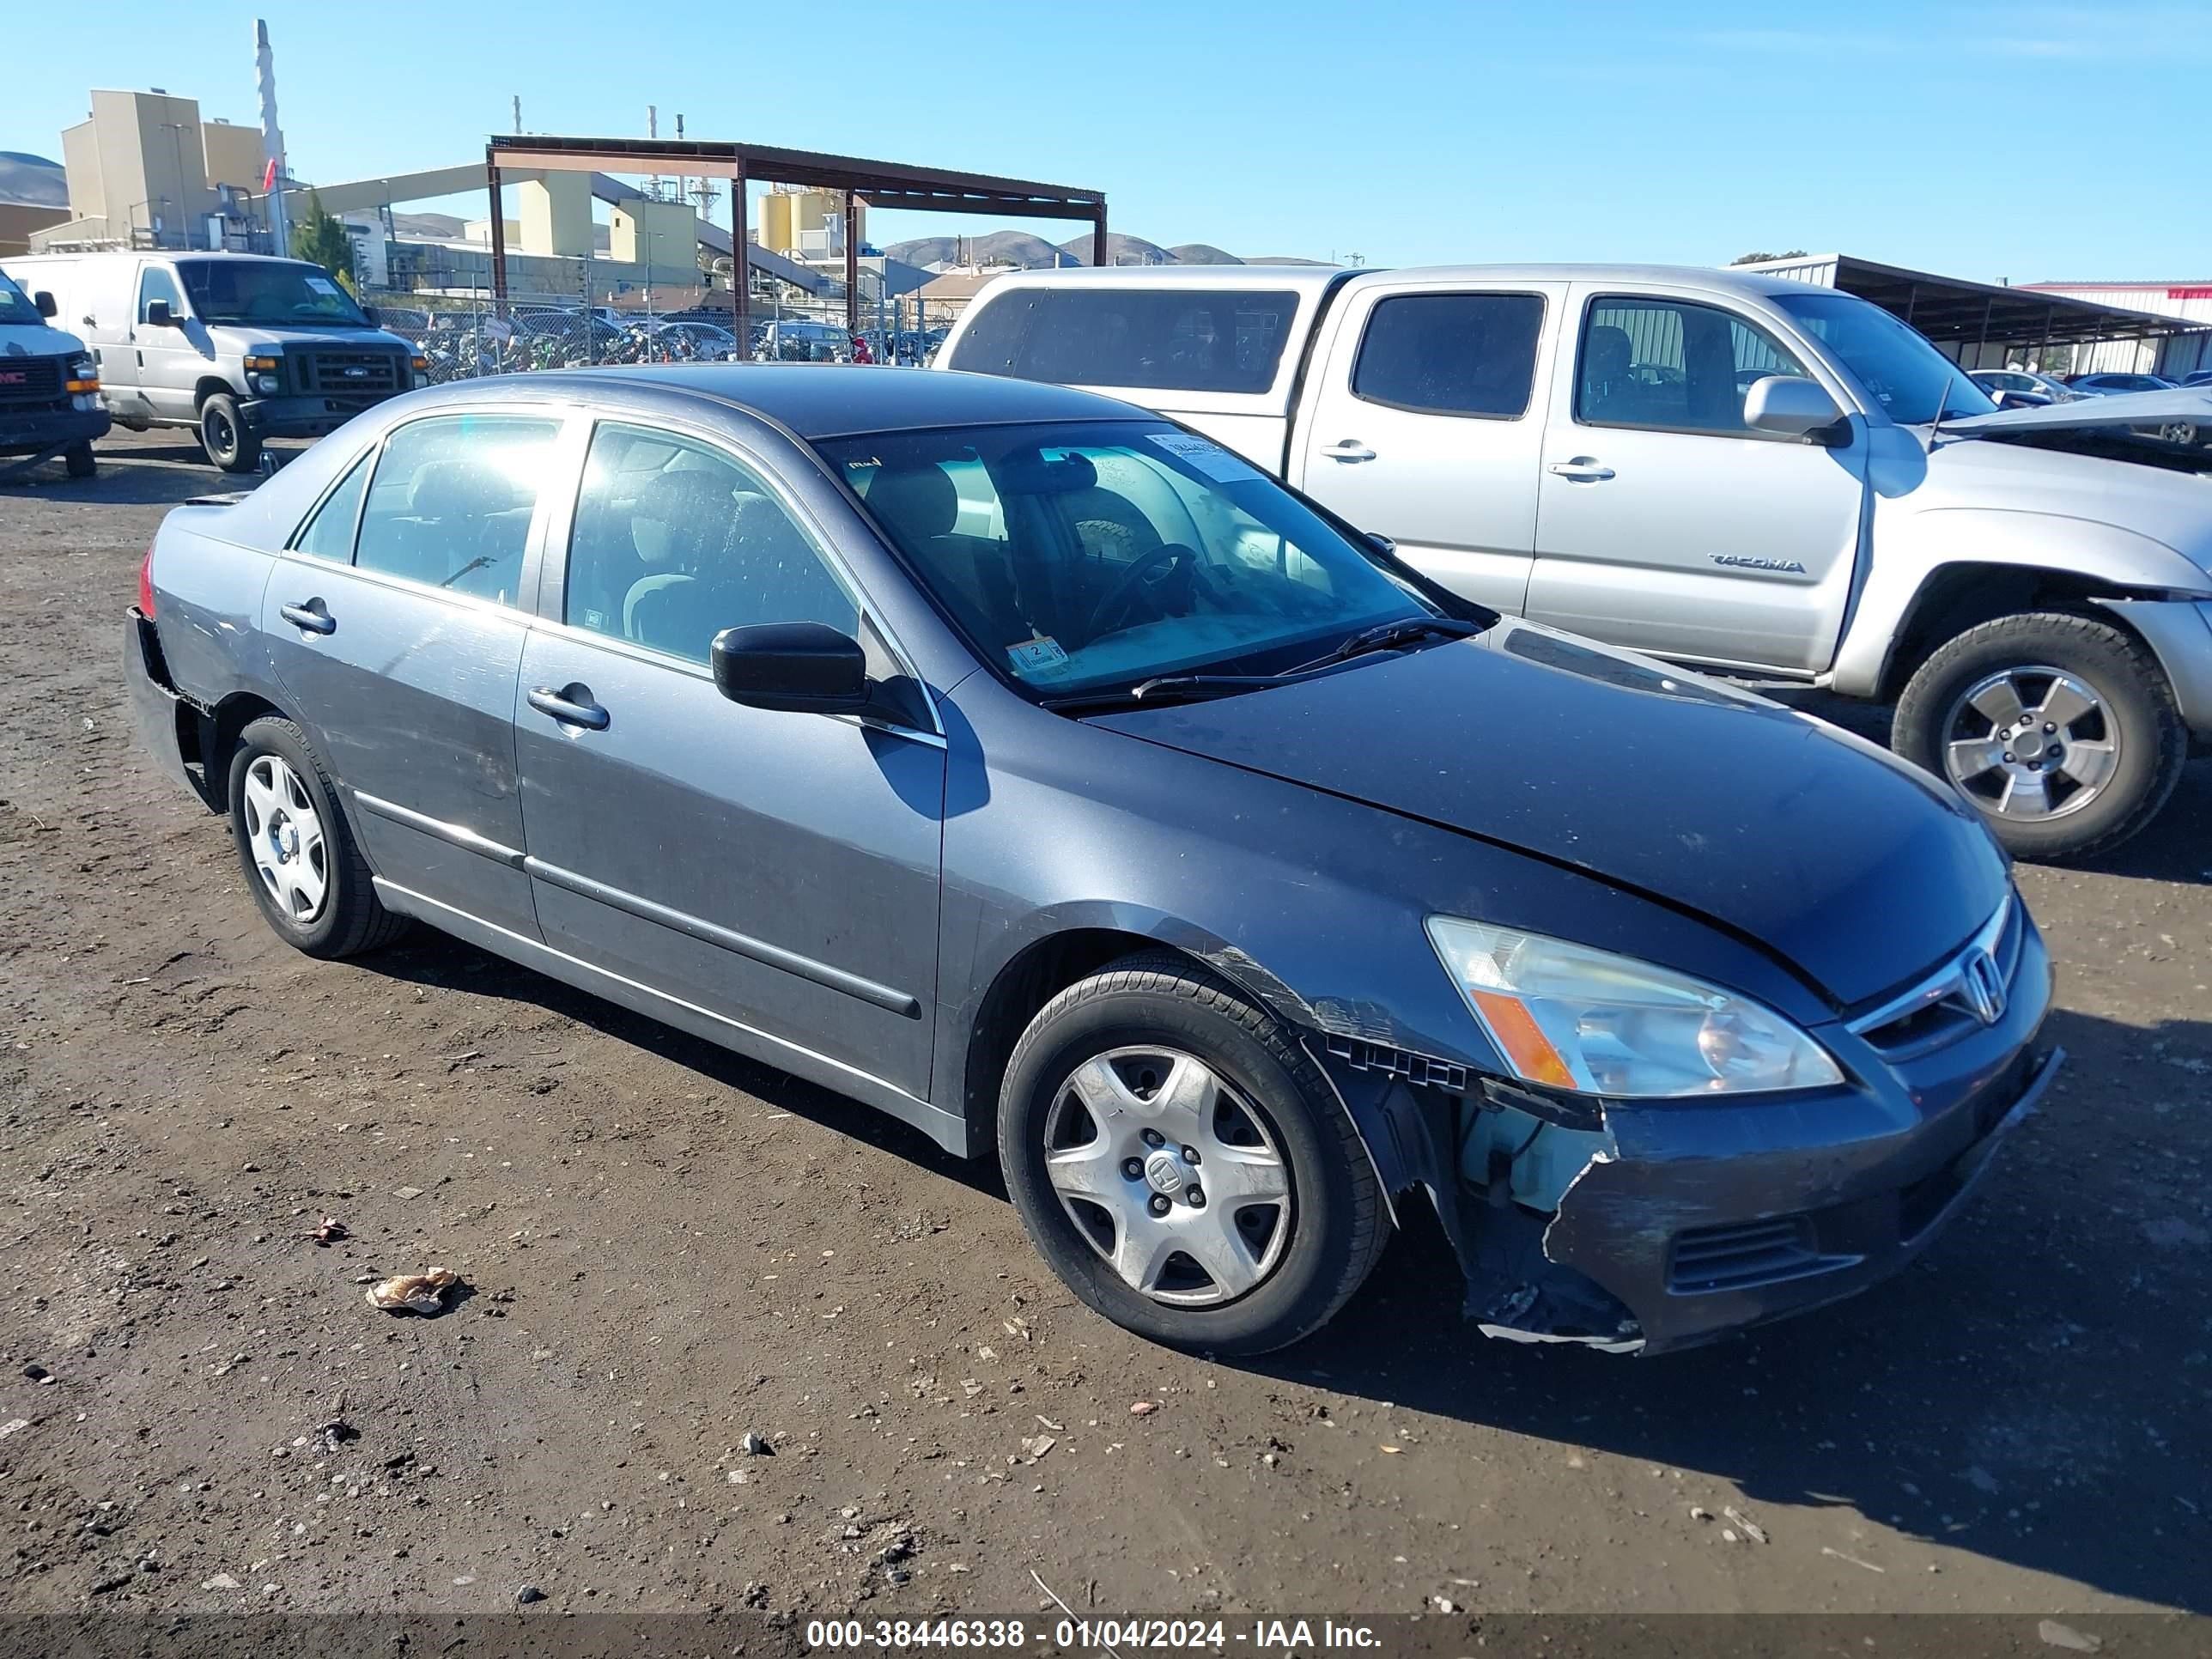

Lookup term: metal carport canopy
[1739,252,2209,353]
[483,134,1107,337]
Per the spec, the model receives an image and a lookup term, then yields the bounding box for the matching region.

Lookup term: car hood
[228,325,414,352]
[1091,621,2009,1008]
[1942,386,2210,434]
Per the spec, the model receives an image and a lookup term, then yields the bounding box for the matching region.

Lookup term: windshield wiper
[1041,677,1282,714]
[1286,615,1485,673]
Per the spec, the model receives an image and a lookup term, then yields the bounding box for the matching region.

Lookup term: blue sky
[11,1,2209,280]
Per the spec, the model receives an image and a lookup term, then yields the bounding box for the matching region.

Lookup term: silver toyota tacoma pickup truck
[939,264,2212,860]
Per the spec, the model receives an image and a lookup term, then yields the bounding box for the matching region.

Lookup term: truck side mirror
[144,299,175,328]
[361,305,381,325]
[1744,374,1843,440]
[34,290,57,319]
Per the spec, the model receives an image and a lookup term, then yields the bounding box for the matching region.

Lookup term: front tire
[998,953,1389,1355]
[198,392,262,473]
[227,716,407,958]
[64,441,96,479]
[1893,611,2185,861]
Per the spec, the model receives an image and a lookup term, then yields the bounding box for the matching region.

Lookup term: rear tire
[227,716,408,959]
[64,441,95,478]
[1893,610,2185,861]
[198,392,262,474]
[998,952,1389,1355]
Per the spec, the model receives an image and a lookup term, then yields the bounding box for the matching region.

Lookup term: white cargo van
[2,251,422,472]
[0,264,108,478]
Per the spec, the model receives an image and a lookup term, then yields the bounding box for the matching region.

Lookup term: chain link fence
[360,288,897,381]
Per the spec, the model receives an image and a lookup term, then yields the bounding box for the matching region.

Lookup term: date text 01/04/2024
[801,1619,1384,1651]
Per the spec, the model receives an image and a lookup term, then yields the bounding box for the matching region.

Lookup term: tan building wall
[198,119,264,194]
[0,203,70,258]
[610,199,696,275]
[59,88,229,246]
[520,174,592,258]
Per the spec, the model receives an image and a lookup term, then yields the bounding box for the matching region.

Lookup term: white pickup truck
[939,264,2212,860]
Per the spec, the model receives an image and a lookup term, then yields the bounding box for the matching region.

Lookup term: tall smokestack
[254,19,289,253]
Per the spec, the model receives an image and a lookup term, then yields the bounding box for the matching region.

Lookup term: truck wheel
[998,951,1390,1356]
[64,441,96,479]
[198,393,263,473]
[1893,611,2186,861]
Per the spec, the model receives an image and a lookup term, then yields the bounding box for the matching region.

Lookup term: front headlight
[1425,917,1843,1097]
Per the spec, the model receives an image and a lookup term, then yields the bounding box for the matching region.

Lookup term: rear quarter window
[950,288,1299,394]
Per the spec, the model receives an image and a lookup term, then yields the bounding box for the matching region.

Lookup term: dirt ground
[3,431,2208,1628]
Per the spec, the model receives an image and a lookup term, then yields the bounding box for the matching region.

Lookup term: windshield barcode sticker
[1146,432,1263,483]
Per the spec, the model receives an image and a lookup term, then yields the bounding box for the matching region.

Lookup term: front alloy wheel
[1893,610,2186,861]
[1940,665,2116,823]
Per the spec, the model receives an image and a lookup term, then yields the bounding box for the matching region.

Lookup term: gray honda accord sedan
[125,366,2059,1356]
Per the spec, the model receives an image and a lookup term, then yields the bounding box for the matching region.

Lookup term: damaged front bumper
[1316,908,2058,1356]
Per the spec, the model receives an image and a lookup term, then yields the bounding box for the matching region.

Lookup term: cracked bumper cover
[1321,909,2058,1356]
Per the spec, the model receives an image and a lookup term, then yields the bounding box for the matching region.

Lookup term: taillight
[137,544,156,620]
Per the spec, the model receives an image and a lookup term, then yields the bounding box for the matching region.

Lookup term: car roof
[516,362,1148,438]
[976,261,1834,303]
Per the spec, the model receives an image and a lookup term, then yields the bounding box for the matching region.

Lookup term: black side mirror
[34,290,57,319]
[711,621,868,714]
[361,305,381,325]
[144,299,174,327]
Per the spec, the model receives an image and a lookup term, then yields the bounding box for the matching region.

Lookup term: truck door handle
[1319,440,1376,462]
[279,599,336,635]
[527,685,611,731]
[1547,459,1616,482]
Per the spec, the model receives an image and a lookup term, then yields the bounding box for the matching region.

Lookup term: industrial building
[33,88,270,252]
[1739,253,2210,380]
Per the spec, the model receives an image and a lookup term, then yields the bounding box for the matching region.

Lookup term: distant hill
[884,228,1319,271]
[882,230,1076,270]
[1245,255,1334,266]
[0,150,67,210]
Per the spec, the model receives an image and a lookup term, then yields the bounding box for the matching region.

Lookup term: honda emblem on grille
[1960,949,2008,1026]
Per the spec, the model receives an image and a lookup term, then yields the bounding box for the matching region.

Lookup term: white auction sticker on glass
[1007,636,1072,676]
[1146,431,1263,483]
[305,275,341,295]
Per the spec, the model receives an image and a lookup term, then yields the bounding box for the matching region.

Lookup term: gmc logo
[0,370,27,386]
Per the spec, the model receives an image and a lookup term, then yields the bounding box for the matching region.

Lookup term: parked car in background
[755,319,850,362]
[2066,371,2179,395]
[0,263,107,477]
[941,264,2212,860]
[123,365,2058,1356]
[2183,369,2212,388]
[3,251,425,471]
[1969,368,2081,405]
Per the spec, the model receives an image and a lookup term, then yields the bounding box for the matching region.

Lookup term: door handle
[1547,459,1616,482]
[279,599,336,635]
[527,685,611,731]
[1319,440,1376,462]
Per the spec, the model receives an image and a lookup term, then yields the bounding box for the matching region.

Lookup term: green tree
[1729,248,1809,265]
[289,191,357,293]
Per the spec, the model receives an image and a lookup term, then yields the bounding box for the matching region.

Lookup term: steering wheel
[1085,542,1200,640]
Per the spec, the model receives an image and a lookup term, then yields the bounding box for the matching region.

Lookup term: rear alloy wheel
[1893,611,2185,861]
[999,952,1389,1354]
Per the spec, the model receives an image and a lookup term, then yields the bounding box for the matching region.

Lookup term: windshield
[178,258,374,328]
[0,269,44,327]
[1771,291,1994,424]
[817,421,1441,698]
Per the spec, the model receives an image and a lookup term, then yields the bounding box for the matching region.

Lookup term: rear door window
[290,452,374,562]
[352,414,561,605]
[1351,292,1546,417]
[951,288,1300,393]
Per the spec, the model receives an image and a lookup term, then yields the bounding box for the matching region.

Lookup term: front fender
[1833,503,2212,697]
